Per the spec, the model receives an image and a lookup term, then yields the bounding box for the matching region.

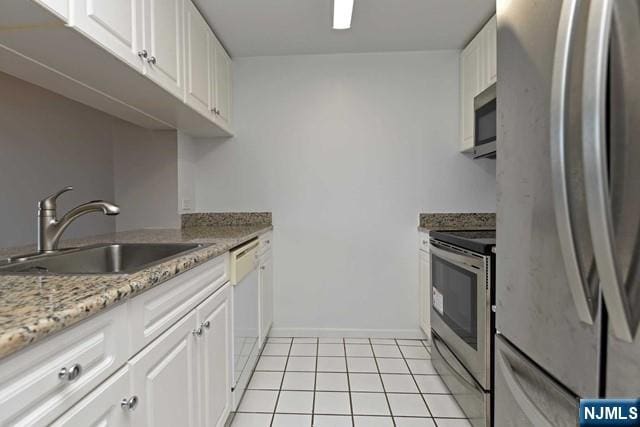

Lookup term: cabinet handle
[58,364,82,382]
[192,327,203,337]
[260,266,266,271]
[147,56,157,65]
[422,240,429,245]
[121,396,139,411]
[202,320,211,329]
[266,240,270,244]
[137,50,148,59]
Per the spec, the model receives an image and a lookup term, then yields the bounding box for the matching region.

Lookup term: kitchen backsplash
[181,212,272,228]
[419,213,496,230]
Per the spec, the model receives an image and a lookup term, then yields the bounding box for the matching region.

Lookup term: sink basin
[0,243,203,275]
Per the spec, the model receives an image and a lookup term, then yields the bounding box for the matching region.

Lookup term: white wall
[0,71,116,247]
[113,126,180,231]
[0,71,181,248]
[177,131,197,214]
[191,51,497,336]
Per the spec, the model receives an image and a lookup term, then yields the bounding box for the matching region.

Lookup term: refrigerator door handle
[583,0,638,342]
[550,0,598,325]
[497,348,554,427]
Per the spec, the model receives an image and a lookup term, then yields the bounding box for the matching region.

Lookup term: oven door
[430,240,491,389]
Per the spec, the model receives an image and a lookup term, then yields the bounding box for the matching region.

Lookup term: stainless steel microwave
[471,83,496,159]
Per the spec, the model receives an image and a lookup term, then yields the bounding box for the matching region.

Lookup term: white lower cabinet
[419,250,431,338]
[0,252,242,427]
[0,303,129,427]
[129,310,199,427]
[258,232,274,348]
[50,367,133,427]
[259,254,274,348]
[197,284,232,427]
[419,232,431,340]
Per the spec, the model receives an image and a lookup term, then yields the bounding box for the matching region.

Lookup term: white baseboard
[268,327,427,339]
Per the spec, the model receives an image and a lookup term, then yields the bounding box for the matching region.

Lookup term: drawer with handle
[0,303,129,426]
[419,232,430,252]
[128,253,228,353]
[257,232,272,257]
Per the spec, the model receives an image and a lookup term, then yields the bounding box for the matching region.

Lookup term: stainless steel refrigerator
[496,0,640,424]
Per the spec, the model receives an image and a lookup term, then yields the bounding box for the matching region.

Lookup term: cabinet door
[129,310,198,427]
[74,0,143,71]
[486,15,497,85]
[0,304,129,426]
[211,38,231,127]
[142,0,184,99]
[184,0,210,116]
[460,38,479,151]
[50,367,132,427]
[259,255,274,346]
[197,283,232,427]
[419,251,431,340]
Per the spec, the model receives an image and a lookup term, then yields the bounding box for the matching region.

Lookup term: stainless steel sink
[0,243,203,275]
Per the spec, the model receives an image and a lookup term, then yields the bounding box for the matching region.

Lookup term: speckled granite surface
[181,212,272,228]
[418,213,496,232]
[0,224,271,360]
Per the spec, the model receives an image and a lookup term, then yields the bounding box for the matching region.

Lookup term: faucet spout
[37,188,120,252]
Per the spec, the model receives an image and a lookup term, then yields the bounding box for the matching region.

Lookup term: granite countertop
[0,224,272,360]
[418,213,496,232]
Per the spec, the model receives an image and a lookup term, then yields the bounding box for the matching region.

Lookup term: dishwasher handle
[230,240,259,285]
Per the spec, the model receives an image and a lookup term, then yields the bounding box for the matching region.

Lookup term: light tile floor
[230,337,471,427]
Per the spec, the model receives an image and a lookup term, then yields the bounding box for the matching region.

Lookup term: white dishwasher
[229,238,260,410]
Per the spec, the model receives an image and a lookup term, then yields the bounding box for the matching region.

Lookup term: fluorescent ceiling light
[333,0,354,29]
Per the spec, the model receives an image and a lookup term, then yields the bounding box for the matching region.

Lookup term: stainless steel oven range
[429,230,495,427]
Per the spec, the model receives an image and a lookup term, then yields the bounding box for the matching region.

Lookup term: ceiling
[194,0,496,57]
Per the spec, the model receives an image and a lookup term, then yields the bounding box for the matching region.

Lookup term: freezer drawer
[494,334,579,427]
[431,331,490,427]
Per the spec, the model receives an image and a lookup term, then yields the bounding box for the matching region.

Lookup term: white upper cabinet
[142,0,185,99]
[2,0,232,137]
[460,37,479,151]
[73,0,143,71]
[184,0,211,116]
[459,14,496,152]
[35,0,69,22]
[212,37,232,128]
[485,15,497,85]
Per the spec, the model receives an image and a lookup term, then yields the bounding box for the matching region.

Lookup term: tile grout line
[269,337,293,426]
[311,337,319,427]
[370,338,397,427]
[396,338,434,420]
[343,337,355,427]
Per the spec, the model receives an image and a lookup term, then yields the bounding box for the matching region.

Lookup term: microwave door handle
[583,0,638,342]
[550,0,598,325]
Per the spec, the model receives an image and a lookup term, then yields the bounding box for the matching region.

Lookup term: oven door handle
[429,241,483,271]
[432,334,485,395]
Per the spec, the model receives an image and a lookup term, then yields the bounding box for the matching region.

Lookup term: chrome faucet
[37,186,120,253]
